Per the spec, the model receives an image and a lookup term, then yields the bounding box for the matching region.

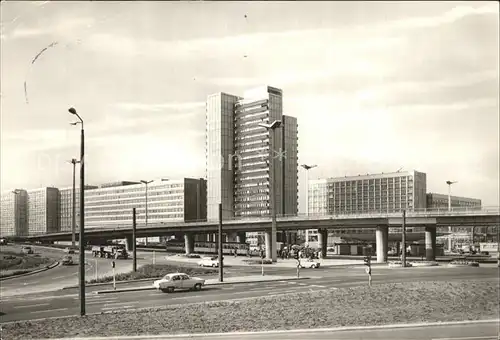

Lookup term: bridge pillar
[425,226,437,261]
[318,229,328,258]
[265,231,272,259]
[236,232,246,244]
[226,232,238,243]
[184,233,194,255]
[376,226,388,263]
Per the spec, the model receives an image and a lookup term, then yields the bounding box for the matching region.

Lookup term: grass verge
[86,264,218,284]
[2,280,498,339]
[0,250,52,277]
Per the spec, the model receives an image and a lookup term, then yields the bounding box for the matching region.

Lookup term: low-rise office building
[59,185,99,232]
[0,189,28,237]
[84,178,207,228]
[305,170,427,246]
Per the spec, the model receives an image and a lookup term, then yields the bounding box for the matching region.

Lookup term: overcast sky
[1,1,498,209]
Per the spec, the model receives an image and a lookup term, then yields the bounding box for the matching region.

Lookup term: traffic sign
[112,261,115,268]
[365,267,370,274]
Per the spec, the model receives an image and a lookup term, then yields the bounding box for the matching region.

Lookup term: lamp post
[68,107,85,316]
[446,180,457,251]
[301,164,317,246]
[140,180,154,246]
[67,159,80,248]
[258,120,282,263]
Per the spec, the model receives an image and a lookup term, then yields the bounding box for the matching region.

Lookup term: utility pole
[402,209,406,267]
[218,203,223,282]
[132,208,137,272]
[446,180,457,251]
[68,158,80,248]
[140,180,154,246]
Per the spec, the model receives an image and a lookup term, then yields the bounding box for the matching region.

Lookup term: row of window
[86,214,184,221]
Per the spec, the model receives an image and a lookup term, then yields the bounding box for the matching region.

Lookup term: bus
[165,240,250,255]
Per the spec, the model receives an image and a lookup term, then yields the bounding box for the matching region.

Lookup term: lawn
[2,280,497,339]
[86,264,218,284]
[0,250,52,277]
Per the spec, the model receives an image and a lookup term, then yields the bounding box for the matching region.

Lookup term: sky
[0,1,499,210]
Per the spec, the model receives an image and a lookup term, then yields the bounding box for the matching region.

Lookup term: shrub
[86,264,218,284]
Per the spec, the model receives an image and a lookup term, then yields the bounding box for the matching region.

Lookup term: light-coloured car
[299,259,321,269]
[153,273,205,293]
[22,246,34,254]
[198,256,219,267]
[62,255,73,265]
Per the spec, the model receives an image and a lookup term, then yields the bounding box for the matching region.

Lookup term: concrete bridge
[20,207,500,264]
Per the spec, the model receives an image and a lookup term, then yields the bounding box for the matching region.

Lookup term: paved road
[1,266,497,323]
[102,322,498,340]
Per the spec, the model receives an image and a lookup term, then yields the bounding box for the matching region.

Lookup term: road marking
[14,303,50,309]
[103,302,137,307]
[30,308,68,314]
[432,337,498,340]
[87,299,118,305]
[101,305,134,311]
[298,283,307,286]
[310,285,327,288]
[51,275,71,280]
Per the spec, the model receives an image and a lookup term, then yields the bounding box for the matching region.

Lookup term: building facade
[60,185,99,232]
[428,193,483,250]
[305,170,427,246]
[27,187,60,235]
[426,193,481,210]
[0,189,28,237]
[84,178,207,228]
[206,86,299,247]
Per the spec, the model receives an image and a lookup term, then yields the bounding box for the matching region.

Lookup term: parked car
[22,246,34,254]
[153,273,205,293]
[198,256,219,267]
[298,259,321,269]
[64,247,75,254]
[62,255,74,265]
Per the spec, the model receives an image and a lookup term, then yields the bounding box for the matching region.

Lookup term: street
[1,265,497,323]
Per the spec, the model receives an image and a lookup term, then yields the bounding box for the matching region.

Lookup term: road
[0,246,165,298]
[1,266,497,323]
[99,322,498,340]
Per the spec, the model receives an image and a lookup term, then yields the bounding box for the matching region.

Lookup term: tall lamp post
[446,180,457,251]
[67,158,80,248]
[258,120,282,263]
[140,180,154,246]
[68,107,85,316]
[301,164,317,246]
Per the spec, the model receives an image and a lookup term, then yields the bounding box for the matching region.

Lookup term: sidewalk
[94,275,310,294]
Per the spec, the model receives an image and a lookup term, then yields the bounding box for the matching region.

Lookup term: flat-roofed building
[305,170,427,246]
[84,178,207,228]
[59,185,98,232]
[1,189,28,237]
[26,187,60,235]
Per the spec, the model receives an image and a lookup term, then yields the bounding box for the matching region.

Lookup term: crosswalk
[80,294,138,312]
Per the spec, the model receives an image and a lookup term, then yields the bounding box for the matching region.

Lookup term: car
[198,256,219,267]
[62,255,74,265]
[65,247,76,254]
[298,259,321,269]
[22,246,34,254]
[153,273,205,293]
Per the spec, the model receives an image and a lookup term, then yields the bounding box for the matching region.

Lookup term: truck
[91,245,128,259]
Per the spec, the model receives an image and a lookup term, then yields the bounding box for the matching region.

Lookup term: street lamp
[301,164,318,246]
[67,159,80,248]
[140,180,154,246]
[445,180,457,252]
[258,120,282,263]
[68,106,85,316]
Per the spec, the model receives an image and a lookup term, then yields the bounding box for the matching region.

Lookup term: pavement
[45,320,500,340]
[1,265,498,323]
